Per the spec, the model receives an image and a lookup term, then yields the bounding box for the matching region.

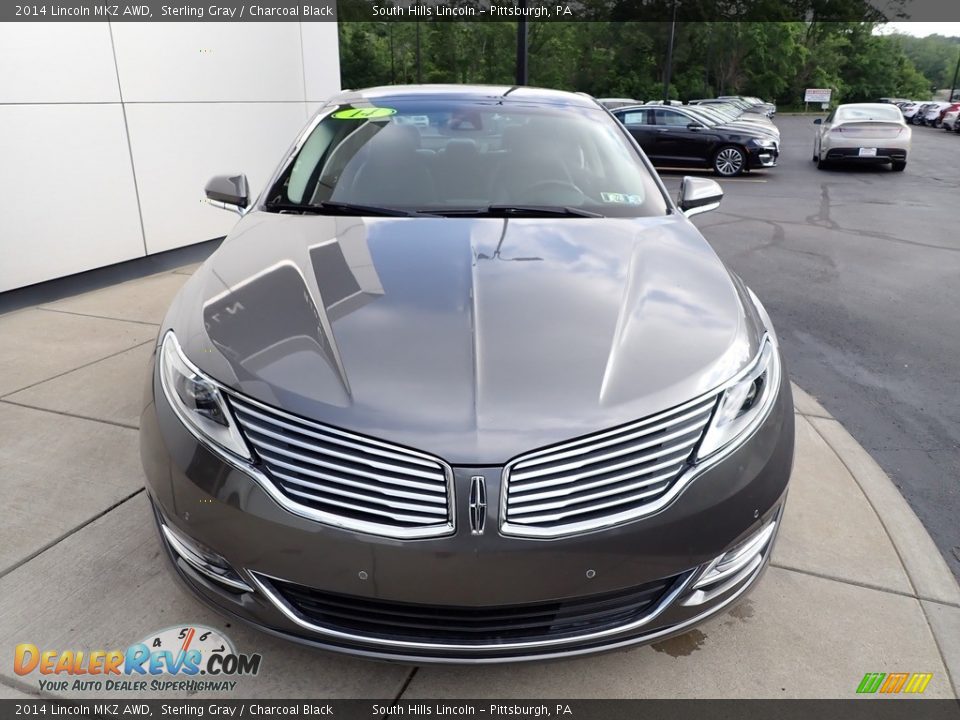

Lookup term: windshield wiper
[434,205,603,218]
[265,200,425,217]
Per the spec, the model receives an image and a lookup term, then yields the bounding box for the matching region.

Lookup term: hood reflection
[187,213,763,464]
[202,223,385,408]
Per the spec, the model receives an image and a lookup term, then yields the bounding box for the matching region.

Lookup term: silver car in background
[814,103,911,171]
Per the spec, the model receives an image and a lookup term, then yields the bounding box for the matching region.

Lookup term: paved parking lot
[1,118,958,700]
[662,116,960,582]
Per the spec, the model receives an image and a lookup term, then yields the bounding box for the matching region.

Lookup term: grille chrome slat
[271,469,449,516]
[510,441,699,494]
[508,473,680,515]
[284,487,445,526]
[508,483,671,526]
[511,416,710,481]
[503,394,719,537]
[227,393,453,537]
[515,400,715,470]
[262,457,448,506]
[506,467,680,504]
[252,436,446,492]
[230,399,440,470]
[235,410,445,481]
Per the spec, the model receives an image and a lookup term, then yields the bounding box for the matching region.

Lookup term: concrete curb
[791,383,960,695]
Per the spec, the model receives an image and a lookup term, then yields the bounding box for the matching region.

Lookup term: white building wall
[0,21,341,292]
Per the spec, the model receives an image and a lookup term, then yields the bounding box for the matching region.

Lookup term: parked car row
[605,97,780,176]
[600,96,776,118]
[893,100,960,128]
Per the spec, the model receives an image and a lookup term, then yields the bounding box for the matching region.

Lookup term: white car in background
[899,102,923,121]
[943,108,960,132]
[813,103,911,171]
[922,101,952,126]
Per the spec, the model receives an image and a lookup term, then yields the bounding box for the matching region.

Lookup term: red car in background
[936,102,960,128]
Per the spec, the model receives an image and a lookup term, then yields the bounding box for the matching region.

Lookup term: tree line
[338,22,960,105]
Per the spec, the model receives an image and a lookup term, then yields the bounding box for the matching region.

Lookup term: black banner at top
[4,0,960,22]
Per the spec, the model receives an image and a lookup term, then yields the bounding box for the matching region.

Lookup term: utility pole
[662,3,677,104]
[390,24,395,84]
[416,21,422,84]
[516,7,529,85]
[951,48,960,102]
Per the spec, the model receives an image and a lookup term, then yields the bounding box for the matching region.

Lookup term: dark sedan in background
[613,104,779,176]
[141,84,794,662]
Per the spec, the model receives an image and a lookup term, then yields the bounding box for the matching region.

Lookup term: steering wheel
[518,179,587,206]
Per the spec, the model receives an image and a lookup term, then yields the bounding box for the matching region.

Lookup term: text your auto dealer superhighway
[160,5,333,18]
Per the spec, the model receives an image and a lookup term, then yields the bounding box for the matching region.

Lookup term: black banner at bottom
[1,699,959,720]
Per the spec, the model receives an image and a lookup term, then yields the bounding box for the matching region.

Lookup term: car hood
[166,212,763,464]
[714,122,779,140]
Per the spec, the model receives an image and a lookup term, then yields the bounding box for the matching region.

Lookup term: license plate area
[859,147,878,157]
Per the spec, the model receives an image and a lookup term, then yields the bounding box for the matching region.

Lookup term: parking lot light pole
[663,2,677,104]
[516,9,529,85]
[950,49,960,102]
[416,21,422,84]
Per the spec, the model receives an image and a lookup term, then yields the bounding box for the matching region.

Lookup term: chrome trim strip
[160,524,253,593]
[501,335,778,539]
[249,570,694,653]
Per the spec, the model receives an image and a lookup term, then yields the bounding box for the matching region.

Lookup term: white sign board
[805,88,832,103]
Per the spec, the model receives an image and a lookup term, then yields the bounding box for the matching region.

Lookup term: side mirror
[687,122,704,130]
[205,174,249,215]
[813,118,822,125]
[678,176,723,218]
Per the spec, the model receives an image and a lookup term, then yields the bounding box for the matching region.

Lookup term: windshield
[836,105,903,122]
[264,99,668,218]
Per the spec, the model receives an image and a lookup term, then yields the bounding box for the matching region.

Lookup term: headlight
[696,336,780,460]
[158,331,251,460]
[751,138,776,148]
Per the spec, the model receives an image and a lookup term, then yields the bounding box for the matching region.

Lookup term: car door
[615,108,660,159]
[653,108,713,165]
[817,108,836,155]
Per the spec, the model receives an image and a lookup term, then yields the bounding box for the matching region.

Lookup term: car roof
[837,102,904,110]
[327,84,601,109]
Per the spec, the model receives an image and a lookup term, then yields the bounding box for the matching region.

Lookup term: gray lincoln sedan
[140,84,794,663]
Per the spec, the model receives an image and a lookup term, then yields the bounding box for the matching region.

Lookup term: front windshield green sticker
[332,107,397,120]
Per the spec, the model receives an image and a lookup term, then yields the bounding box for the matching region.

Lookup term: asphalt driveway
[661,115,960,581]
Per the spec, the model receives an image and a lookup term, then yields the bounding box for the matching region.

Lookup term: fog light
[681,517,778,607]
[160,520,253,593]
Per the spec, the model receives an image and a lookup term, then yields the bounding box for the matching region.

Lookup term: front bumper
[747,146,779,169]
[140,349,795,663]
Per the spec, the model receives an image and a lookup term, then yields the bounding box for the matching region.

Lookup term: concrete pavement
[0,264,957,699]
